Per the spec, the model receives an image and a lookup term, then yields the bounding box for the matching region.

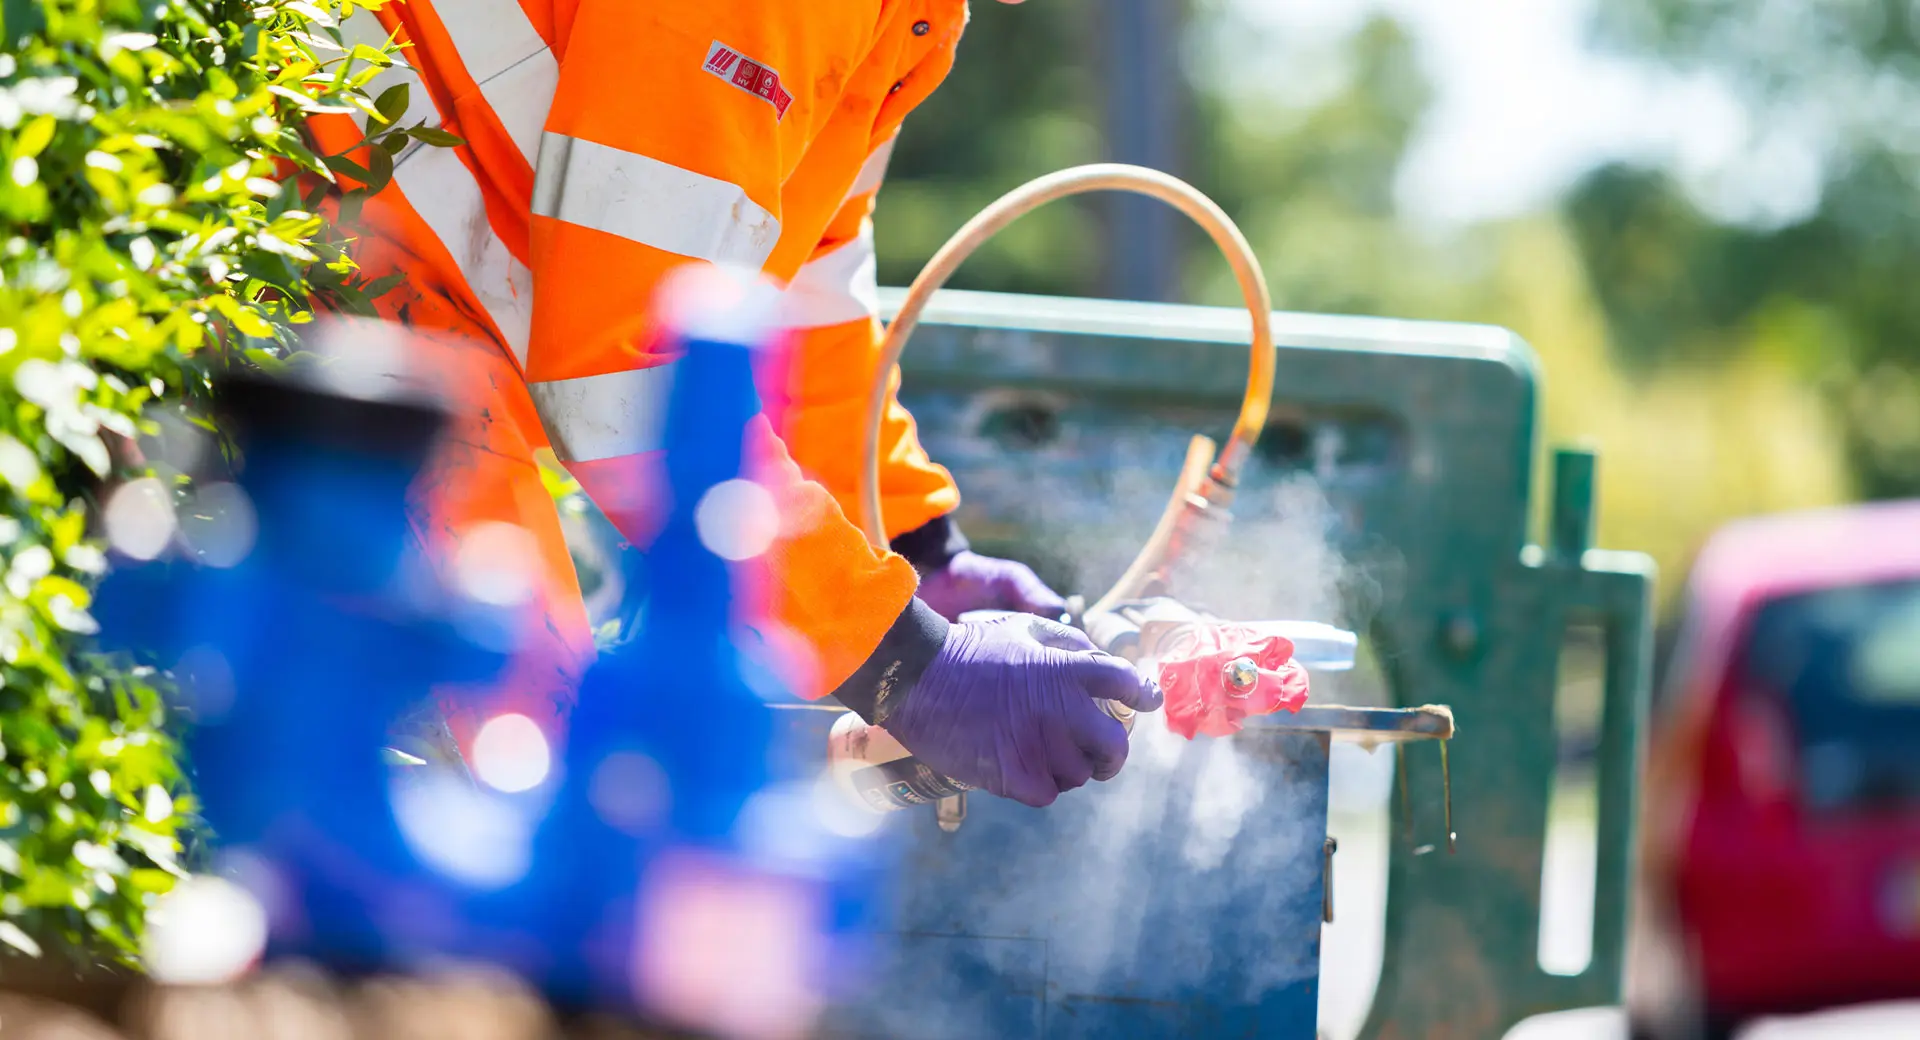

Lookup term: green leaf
[349,43,392,70]
[14,116,57,160]
[240,254,302,298]
[363,142,393,194]
[304,261,343,290]
[302,176,331,209]
[373,81,410,125]
[287,1,337,28]
[49,509,86,558]
[34,576,92,611]
[360,272,407,300]
[331,283,379,317]
[1,0,47,49]
[407,125,466,148]
[126,868,176,894]
[279,136,331,178]
[267,84,358,115]
[119,828,183,877]
[322,153,373,183]
[217,298,274,338]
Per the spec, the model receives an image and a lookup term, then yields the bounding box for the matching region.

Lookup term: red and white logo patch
[703,41,793,120]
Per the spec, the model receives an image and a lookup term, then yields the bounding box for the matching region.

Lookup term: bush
[0,0,422,967]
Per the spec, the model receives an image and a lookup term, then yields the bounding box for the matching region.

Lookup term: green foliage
[0,0,425,966]
[1186,17,1458,318]
[880,0,1107,297]
[1183,12,1853,602]
[1571,0,1920,498]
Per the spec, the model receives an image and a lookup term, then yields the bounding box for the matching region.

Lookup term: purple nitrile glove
[916,550,1068,622]
[883,614,1164,808]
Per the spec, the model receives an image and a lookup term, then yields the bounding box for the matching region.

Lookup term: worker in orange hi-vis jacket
[304,0,1162,808]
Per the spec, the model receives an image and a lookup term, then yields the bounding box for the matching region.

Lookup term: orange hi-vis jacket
[306,0,969,742]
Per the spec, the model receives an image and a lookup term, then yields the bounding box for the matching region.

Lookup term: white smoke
[826,467,1399,1038]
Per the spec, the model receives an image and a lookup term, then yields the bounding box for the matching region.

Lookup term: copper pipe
[861,165,1276,611]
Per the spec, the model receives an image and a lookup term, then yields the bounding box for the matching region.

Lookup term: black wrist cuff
[831,598,949,725]
[889,514,971,573]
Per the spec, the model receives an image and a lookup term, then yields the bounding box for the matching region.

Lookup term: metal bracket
[1324,836,1338,924]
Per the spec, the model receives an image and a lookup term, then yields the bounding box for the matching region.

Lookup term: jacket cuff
[889,514,971,574]
[830,598,949,725]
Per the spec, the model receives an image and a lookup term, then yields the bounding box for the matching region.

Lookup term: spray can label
[829,712,976,813]
[847,758,975,812]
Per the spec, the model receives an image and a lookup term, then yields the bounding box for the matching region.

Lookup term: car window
[1739,579,1920,813]
[1852,587,1920,706]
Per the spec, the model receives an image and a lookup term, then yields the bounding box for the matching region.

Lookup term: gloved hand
[916,550,1068,622]
[882,614,1163,807]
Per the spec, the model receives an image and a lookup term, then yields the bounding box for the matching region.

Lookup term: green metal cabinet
[883,288,1656,1039]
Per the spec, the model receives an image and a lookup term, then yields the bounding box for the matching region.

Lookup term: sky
[1213,0,1830,231]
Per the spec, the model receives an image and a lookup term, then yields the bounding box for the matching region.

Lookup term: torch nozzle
[1224,656,1261,697]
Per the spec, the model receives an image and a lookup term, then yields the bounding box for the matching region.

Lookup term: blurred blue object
[502,277,891,1019]
[96,291,887,1033]
[94,376,510,970]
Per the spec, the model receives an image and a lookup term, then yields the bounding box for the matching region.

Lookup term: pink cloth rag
[1156,624,1310,739]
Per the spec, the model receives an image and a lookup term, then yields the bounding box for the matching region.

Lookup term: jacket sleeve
[778,131,962,543]
[525,1,919,696]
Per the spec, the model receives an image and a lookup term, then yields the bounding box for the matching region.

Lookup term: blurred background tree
[876,0,1105,297]
[881,0,1891,618]
[1576,0,1920,499]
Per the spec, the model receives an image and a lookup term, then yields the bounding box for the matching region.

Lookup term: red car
[1630,501,1920,1040]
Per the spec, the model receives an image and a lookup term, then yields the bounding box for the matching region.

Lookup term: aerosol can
[825,671,1138,815]
[824,597,1357,816]
[825,712,973,813]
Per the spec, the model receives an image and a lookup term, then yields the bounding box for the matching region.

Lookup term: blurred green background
[876,0,1920,620]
